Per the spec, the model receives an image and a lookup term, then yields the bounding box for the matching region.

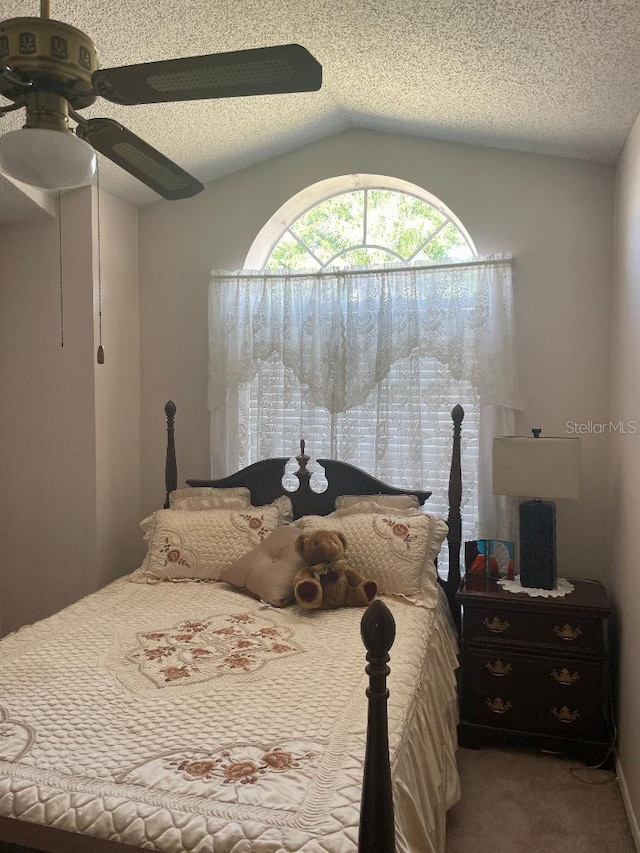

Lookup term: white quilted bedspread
[0,578,459,852]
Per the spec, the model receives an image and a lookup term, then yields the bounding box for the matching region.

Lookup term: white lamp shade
[492,436,581,499]
[0,128,96,190]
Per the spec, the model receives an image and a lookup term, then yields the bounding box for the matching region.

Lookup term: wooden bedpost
[359,599,396,853]
[164,400,177,509]
[446,404,464,632]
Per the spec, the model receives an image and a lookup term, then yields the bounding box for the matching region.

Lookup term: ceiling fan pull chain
[96,159,104,365]
[58,190,64,348]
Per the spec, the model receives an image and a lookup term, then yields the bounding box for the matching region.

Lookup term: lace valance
[209,257,521,416]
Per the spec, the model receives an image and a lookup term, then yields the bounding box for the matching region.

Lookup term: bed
[0,402,464,853]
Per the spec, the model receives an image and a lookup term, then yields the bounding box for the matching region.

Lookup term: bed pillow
[130,505,281,583]
[298,505,448,607]
[169,490,293,524]
[219,526,304,607]
[334,493,421,511]
[267,494,294,525]
[169,486,251,508]
[170,495,251,511]
[139,490,254,543]
[329,499,447,571]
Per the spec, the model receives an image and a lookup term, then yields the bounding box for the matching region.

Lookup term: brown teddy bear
[293,529,377,610]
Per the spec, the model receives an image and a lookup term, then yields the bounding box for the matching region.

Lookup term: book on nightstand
[464,539,514,580]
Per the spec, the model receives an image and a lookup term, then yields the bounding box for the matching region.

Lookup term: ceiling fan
[0,1,322,199]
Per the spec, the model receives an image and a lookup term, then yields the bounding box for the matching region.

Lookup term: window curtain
[208,256,521,541]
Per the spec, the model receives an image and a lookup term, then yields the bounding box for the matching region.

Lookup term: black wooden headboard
[163,401,464,629]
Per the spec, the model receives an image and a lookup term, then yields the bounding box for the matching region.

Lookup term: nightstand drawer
[461,691,608,740]
[463,607,604,656]
[461,647,606,702]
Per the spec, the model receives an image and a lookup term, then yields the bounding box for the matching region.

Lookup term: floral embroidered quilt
[0,578,459,852]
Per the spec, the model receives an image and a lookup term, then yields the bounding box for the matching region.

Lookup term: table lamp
[492,431,581,589]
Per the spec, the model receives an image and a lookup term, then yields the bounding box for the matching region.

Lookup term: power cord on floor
[568,693,618,784]
[568,764,616,785]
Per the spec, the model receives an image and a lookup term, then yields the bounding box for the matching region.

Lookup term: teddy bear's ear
[294,533,307,557]
[337,531,348,551]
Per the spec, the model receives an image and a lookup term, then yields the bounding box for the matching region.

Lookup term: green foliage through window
[266,187,473,271]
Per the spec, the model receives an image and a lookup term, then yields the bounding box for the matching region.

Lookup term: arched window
[245,173,476,271]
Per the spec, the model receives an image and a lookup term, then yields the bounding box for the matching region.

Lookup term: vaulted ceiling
[2,0,640,218]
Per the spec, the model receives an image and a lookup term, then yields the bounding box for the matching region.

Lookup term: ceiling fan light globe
[0,128,96,190]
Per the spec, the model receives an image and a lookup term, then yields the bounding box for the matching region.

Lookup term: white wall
[94,192,142,590]
[610,113,640,847]
[138,128,615,583]
[0,187,141,635]
[0,189,96,636]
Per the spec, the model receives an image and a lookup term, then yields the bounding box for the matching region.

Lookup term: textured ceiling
[1,0,640,212]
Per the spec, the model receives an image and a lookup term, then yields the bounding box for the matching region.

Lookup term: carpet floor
[446,746,636,853]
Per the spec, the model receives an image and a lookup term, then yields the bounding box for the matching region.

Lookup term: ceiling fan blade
[91,43,322,106]
[76,118,204,200]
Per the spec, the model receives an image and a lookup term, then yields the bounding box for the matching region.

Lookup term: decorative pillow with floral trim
[329,500,448,582]
[140,495,294,543]
[130,506,282,584]
[297,505,448,607]
[334,494,422,511]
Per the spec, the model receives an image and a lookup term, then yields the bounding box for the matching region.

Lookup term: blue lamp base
[519,499,556,590]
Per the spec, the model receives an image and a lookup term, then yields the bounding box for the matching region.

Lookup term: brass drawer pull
[551,667,580,685]
[486,697,512,714]
[551,705,580,724]
[553,623,582,641]
[483,616,510,634]
[485,660,512,677]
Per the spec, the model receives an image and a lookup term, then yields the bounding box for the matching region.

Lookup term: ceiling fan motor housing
[0,17,98,108]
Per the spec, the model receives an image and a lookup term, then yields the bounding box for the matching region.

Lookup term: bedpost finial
[165,400,176,418]
[296,439,310,476]
[451,404,464,426]
[361,599,396,657]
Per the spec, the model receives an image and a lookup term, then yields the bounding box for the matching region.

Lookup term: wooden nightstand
[456,576,612,765]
